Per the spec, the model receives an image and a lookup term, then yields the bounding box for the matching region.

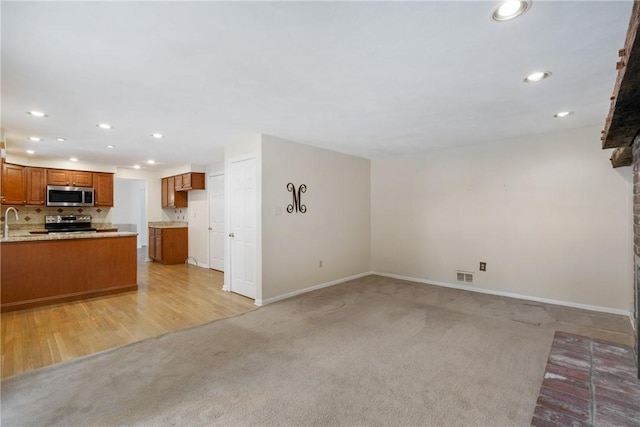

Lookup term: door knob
[229,232,235,238]
[208,227,212,231]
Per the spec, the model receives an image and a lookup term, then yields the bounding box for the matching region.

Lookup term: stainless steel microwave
[46,185,95,207]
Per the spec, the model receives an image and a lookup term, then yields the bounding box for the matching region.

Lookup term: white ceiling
[1,1,634,169]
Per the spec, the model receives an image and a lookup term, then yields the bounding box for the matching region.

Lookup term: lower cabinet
[148,227,188,265]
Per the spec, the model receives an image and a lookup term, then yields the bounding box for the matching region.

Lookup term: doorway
[208,174,225,271]
[113,178,147,248]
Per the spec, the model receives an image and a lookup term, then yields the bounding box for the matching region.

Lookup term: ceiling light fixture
[151,133,164,139]
[57,138,66,142]
[554,111,574,118]
[524,71,551,83]
[133,164,141,169]
[147,159,155,165]
[106,144,115,148]
[491,0,531,21]
[26,150,35,155]
[70,157,79,162]
[27,110,47,117]
[97,123,112,129]
[29,137,42,142]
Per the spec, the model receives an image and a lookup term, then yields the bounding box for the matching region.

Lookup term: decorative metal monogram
[287,183,307,213]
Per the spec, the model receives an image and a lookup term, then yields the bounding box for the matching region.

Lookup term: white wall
[116,168,161,222]
[261,134,371,303]
[187,188,208,267]
[112,180,133,224]
[371,126,633,312]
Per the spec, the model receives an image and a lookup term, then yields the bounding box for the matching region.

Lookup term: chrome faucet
[4,207,19,239]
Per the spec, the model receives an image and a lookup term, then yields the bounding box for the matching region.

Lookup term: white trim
[186,258,209,269]
[372,272,633,318]
[255,272,371,306]
[207,172,225,274]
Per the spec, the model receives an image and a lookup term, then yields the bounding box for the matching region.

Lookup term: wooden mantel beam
[610,146,633,168]
[602,1,640,150]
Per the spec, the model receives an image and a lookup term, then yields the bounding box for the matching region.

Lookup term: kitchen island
[1,231,138,312]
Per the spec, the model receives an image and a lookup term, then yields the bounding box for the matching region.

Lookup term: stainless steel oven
[45,215,97,233]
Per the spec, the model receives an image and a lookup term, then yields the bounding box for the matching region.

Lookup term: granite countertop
[2,231,137,243]
[148,221,188,229]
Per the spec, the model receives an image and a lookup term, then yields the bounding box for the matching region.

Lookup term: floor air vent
[456,271,473,283]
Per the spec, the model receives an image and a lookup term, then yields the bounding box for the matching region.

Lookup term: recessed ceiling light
[524,71,551,83]
[97,123,112,129]
[70,157,79,162]
[492,0,531,21]
[29,136,42,142]
[27,110,47,117]
[147,159,155,164]
[26,150,35,155]
[57,138,66,142]
[106,144,115,149]
[554,111,574,118]
[133,164,141,169]
[151,133,164,139]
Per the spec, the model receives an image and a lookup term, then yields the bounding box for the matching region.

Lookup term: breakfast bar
[1,231,138,312]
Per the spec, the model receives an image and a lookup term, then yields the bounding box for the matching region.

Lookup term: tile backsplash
[0,205,111,228]
[167,208,188,222]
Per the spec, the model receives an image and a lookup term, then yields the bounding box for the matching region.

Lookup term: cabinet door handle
[229,232,235,238]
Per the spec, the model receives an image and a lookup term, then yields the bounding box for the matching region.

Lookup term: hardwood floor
[1,248,255,378]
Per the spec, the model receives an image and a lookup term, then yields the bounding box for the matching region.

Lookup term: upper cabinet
[175,172,205,191]
[2,164,47,206]
[1,163,113,208]
[162,176,187,208]
[25,167,46,206]
[1,163,26,205]
[93,172,114,207]
[47,169,93,187]
[161,178,168,207]
[161,172,204,208]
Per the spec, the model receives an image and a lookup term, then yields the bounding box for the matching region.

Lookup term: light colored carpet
[1,275,633,426]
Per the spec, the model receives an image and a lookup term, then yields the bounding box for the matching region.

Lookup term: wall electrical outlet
[479,262,486,271]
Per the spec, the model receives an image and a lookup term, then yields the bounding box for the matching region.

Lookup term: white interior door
[208,174,225,271]
[228,158,257,299]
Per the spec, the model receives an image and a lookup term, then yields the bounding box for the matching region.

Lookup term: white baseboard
[185,258,208,269]
[372,271,633,319]
[255,272,371,306]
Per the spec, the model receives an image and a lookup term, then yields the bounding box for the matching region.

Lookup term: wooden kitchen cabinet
[1,163,25,205]
[93,172,114,207]
[175,172,205,191]
[160,172,203,208]
[174,174,183,190]
[1,235,137,312]
[25,167,46,206]
[47,169,93,187]
[161,178,168,207]
[162,176,187,208]
[148,227,162,261]
[148,227,187,265]
[167,176,176,207]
